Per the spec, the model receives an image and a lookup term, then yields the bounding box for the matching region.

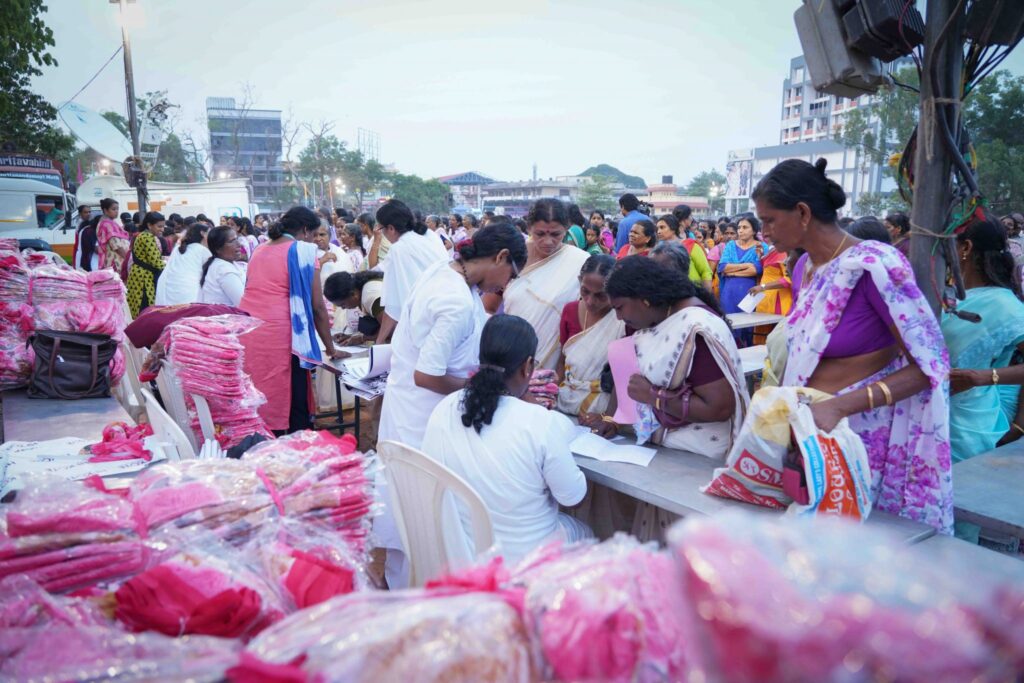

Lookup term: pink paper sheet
[607,336,639,424]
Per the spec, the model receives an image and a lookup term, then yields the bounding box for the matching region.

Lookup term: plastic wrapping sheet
[240,517,369,611]
[667,512,1024,682]
[0,254,33,388]
[0,574,109,629]
[242,590,536,682]
[0,625,240,682]
[114,543,287,639]
[160,314,273,448]
[509,535,691,683]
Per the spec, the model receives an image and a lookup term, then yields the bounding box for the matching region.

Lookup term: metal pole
[909,0,965,316]
[119,0,146,214]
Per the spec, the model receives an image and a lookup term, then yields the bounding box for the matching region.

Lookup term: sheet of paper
[570,431,656,467]
[0,436,166,498]
[342,344,392,380]
[336,345,369,355]
[607,336,640,424]
[737,290,766,313]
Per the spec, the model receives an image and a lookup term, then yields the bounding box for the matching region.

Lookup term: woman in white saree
[422,314,589,566]
[555,254,625,416]
[503,198,590,370]
[584,257,749,541]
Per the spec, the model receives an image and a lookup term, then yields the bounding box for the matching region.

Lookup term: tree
[841,68,1024,213]
[577,174,616,213]
[296,125,348,208]
[0,0,76,160]
[854,190,909,217]
[683,169,727,212]
[388,173,450,213]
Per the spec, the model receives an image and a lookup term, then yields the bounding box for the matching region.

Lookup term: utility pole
[909,0,965,316]
[116,0,146,214]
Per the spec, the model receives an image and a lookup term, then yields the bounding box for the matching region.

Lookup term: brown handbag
[27,331,115,400]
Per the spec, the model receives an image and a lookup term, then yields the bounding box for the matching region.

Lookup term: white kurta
[199,258,246,307]
[379,229,449,322]
[503,245,590,370]
[378,259,487,449]
[422,391,588,565]
[155,242,211,306]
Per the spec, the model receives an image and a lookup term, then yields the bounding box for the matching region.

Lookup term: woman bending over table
[586,256,748,460]
[422,314,589,566]
[755,158,952,532]
[555,254,625,417]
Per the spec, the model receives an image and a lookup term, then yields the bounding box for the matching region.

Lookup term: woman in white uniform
[199,226,246,307]
[376,222,527,587]
[422,314,590,566]
[374,199,450,343]
[155,223,211,305]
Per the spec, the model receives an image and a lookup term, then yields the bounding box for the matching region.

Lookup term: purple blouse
[792,253,895,358]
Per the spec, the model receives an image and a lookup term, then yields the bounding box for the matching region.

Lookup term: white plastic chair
[377,439,495,587]
[154,360,199,455]
[116,341,147,423]
[141,388,194,461]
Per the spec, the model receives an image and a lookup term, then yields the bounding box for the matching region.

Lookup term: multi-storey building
[206,97,284,208]
[726,55,911,216]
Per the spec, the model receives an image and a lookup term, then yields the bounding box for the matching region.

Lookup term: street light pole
[116,0,146,214]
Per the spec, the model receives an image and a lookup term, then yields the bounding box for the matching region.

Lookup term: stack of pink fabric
[0,238,18,252]
[0,431,375,595]
[159,314,272,448]
[0,576,241,682]
[668,513,1024,682]
[0,253,33,388]
[28,265,128,384]
[510,536,691,683]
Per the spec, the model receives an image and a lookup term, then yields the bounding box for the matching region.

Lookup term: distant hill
[579,164,647,190]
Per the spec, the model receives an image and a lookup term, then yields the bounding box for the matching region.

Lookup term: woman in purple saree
[753,158,952,533]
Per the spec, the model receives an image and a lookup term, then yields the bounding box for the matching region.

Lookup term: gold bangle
[866,385,875,412]
[992,368,999,385]
[1013,422,1024,436]
[876,380,893,406]
[601,415,617,425]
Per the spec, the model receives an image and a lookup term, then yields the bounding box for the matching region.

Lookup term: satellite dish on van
[59,102,133,162]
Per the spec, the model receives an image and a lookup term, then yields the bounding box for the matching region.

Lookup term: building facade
[206,97,284,208]
[726,55,911,216]
[436,171,497,213]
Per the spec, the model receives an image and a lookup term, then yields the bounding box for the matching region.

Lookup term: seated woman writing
[421,314,590,566]
[585,256,749,459]
[555,254,625,417]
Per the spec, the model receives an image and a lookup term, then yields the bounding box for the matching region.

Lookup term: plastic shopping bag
[703,387,873,521]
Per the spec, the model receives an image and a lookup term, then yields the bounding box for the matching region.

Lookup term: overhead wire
[57,45,124,110]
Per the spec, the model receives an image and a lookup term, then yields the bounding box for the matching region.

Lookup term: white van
[0,177,76,258]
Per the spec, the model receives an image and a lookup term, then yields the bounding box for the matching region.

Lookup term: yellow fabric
[126,232,165,318]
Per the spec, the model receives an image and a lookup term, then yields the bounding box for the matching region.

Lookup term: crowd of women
[79,155,1024,586]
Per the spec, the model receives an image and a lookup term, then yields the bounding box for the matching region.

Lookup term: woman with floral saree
[754,158,952,533]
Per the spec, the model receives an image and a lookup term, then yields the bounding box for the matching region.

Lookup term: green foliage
[854,191,909,217]
[577,174,617,213]
[843,68,1024,212]
[684,169,727,212]
[388,173,450,213]
[0,0,76,160]
[579,163,646,190]
[297,134,348,186]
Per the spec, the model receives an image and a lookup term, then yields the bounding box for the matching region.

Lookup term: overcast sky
[34,0,1024,186]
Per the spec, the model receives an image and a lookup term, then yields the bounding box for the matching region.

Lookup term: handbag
[27,331,116,400]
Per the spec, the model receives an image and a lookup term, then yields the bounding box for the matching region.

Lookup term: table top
[738,345,767,376]
[953,440,1024,537]
[574,443,936,545]
[2,389,132,444]
[726,312,786,330]
[912,531,1024,579]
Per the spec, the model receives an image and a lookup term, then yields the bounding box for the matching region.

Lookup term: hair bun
[814,158,829,175]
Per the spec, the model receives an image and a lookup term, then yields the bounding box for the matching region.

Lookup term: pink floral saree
[783,241,953,532]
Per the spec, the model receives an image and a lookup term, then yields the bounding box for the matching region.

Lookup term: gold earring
[643,299,651,307]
